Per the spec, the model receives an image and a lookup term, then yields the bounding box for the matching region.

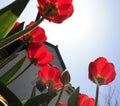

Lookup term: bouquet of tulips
[0,0,116,106]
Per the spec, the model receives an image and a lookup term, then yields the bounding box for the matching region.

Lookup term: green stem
[7,62,33,85]
[0,10,51,49]
[55,84,65,106]
[95,85,99,106]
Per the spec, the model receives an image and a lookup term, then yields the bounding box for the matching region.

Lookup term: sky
[1,0,120,105]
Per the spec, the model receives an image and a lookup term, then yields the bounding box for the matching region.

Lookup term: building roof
[44,41,66,71]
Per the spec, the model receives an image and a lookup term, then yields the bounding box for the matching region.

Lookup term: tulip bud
[60,70,71,84]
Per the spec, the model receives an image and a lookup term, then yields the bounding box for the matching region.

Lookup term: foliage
[0,0,117,106]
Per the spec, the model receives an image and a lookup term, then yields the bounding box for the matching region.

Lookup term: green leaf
[7,22,24,37]
[22,100,27,105]
[0,22,25,69]
[0,56,26,85]
[30,85,36,98]
[0,10,49,49]
[0,54,18,70]
[0,0,29,39]
[0,41,24,70]
[0,22,24,69]
[41,101,49,106]
[0,81,23,106]
[68,87,80,106]
[24,91,57,106]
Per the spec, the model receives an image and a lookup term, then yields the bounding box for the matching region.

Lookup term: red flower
[58,103,68,106]
[38,65,63,90]
[78,94,95,106]
[37,0,74,23]
[88,57,116,85]
[27,43,53,66]
[57,94,94,106]
[20,21,47,43]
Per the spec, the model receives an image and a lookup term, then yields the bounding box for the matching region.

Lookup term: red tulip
[27,43,53,66]
[88,57,116,85]
[20,21,47,43]
[57,94,94,106]
[78,94,95,106]
[37,0,74,23]
[38,65,63,90]
[58,103,68,106]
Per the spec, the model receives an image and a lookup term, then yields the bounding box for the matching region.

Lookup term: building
[0,41,74,105]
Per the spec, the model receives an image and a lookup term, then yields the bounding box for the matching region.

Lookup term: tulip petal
[94,57,107,74]
[38,66,62,90]
[27,43,53,66]
[78,94,95,106]
[101,63,116,84]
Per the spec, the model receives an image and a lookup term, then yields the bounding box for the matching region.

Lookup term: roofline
[44,41,66,70]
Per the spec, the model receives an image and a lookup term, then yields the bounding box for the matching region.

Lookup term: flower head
[20,21,47,43]
[38,65,63,90]
[78,94,95,106]
[27,43,53,66]
[37,0,74,23]
[88,57,116,85]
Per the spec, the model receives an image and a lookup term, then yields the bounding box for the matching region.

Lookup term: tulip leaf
[0,0,29,39]
[7,22,24,37]
[0,81,23,106]
[0,56,26,85]
[0,54,18,70]
[0,12,47,49]
[68,87,79,106]
[0,40,24,70]
[30,85,36,98]
[22,100,27,105]
[24,91,57,106]
[0,22,24,69]
[41,102,49,106]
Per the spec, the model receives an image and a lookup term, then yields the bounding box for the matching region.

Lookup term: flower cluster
[0,0,117,106]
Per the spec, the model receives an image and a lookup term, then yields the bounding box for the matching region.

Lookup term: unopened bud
[60,70,71,84]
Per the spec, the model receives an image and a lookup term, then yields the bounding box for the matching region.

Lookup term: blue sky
[1,0,120,104]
